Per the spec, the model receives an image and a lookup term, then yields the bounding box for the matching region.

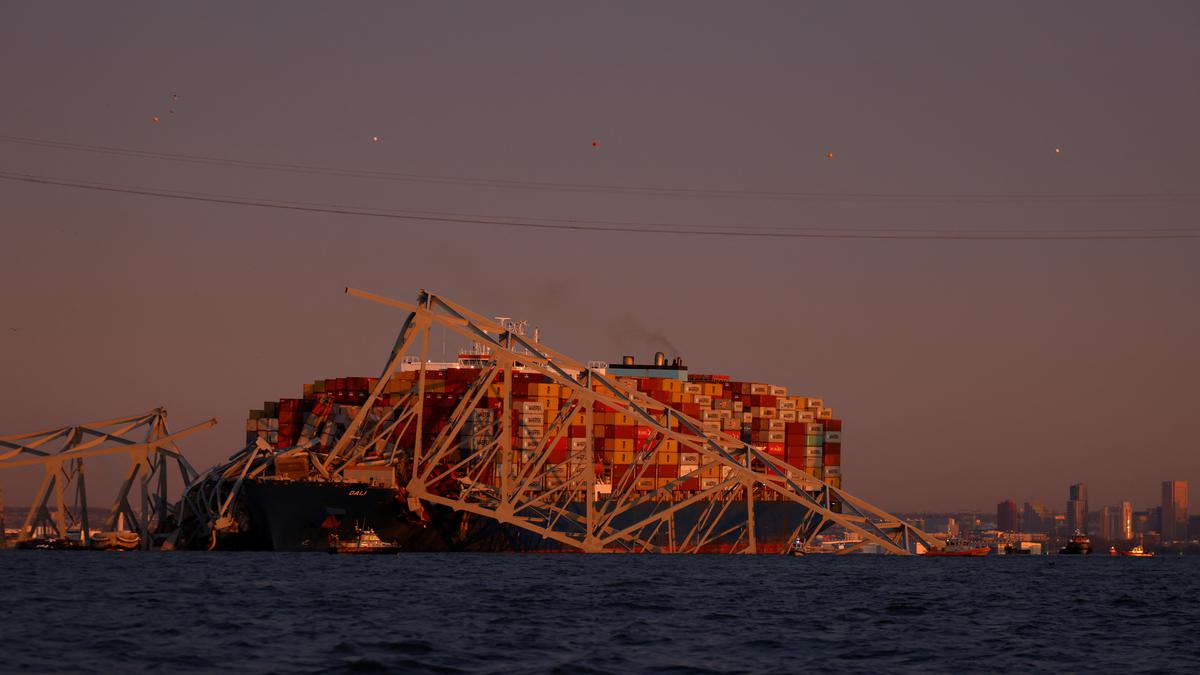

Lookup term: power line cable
[2,171,1197,240]
[3,134,1199,205]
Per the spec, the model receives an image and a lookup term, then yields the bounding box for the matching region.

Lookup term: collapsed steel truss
[312,288,941,554]
[0,409,214,548]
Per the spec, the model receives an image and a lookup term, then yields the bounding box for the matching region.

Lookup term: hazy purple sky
[2,2,1198,512]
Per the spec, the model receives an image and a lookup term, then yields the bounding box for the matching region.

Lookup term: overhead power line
[3,134,1199,205]
[1,171,1197,241]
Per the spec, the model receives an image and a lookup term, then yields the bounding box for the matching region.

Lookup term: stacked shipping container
[244,366,844,492]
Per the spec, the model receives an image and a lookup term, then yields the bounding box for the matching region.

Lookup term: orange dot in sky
[1054,147,1062,155]
[372,136,381,143]
[826,151,834,159]
[592,140,599,148]
[152,115,159,124]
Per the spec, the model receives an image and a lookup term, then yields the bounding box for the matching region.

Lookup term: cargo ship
[176,348,848,553]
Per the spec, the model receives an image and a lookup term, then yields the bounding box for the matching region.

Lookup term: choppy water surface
[1,552,1197,673]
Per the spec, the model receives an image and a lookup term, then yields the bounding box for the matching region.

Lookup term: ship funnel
[622,355,635,366]
[654,351,666,367]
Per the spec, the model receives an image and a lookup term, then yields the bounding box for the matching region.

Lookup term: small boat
[15,537,77,551]
[921,538,989,557]
[328,527,401,555]
[1059,534,1093,555]
[1120,545,1154,557]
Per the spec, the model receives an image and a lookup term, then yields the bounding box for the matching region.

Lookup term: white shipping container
[570,438,588,451]
[518,413,545,426]
[825,466,842,477]
[769,385,788,397]
[777,399,797,411]
[825,431,842,443]
[768,419,786,431]
[520,401,545,414]
[779,410,797,422]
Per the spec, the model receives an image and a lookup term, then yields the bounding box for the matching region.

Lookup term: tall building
[1099,506,1114,541]
[1132,510,1150,535]
[1067,482,1088,535]
[997,499,1020,532]
[1023,501,1052,534]
[1118,501,1133,541]
[1161,481,1189,542]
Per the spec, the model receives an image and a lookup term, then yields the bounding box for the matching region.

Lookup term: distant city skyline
[988,480,1192,543]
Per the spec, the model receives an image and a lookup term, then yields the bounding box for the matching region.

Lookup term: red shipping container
[765,443,785,456]
[680,478,701,491]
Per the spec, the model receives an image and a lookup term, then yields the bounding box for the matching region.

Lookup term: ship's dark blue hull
[237,479,820,553]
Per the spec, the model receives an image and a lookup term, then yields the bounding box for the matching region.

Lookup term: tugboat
[921,538,989,557]
[328,526,401,555]
[1120,545,1154,557]
[1059,534,1092,555]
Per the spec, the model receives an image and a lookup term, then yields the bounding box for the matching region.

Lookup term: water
[1,552,1197,673]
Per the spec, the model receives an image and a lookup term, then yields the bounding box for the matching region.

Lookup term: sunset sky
[2,2,1198,512]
